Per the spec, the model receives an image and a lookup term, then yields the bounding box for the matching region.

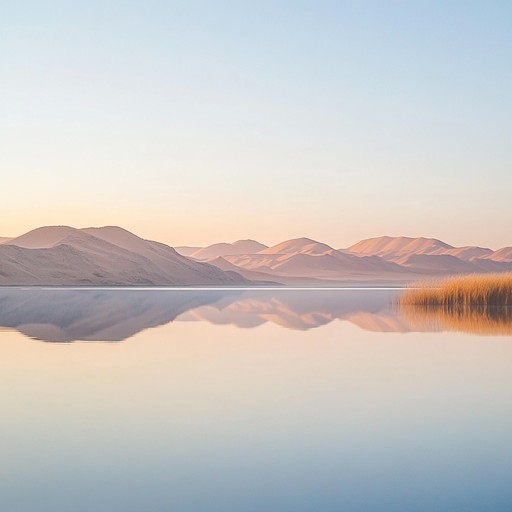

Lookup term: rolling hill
[187,239,269,260]
[2,229,512,286]
[0,226,249,286]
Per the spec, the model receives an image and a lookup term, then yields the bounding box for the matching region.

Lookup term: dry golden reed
[398,273,512,336]
[399,273,512,307]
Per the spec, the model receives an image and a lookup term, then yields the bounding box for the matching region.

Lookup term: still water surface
[1,288,511,511]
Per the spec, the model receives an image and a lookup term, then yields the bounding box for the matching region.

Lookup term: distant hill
[481,247,512,263]
[346,236,453,259]
[175,246,202,257]
[258,237,333,255]
[220,237,410,280]
[2,228,512,286]
[189,240,268,260]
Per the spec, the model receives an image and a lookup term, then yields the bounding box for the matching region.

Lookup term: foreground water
[1,288,511,512]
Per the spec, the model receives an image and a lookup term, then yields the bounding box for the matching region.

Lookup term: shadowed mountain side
[0,289,233,341]
[222,250,410,280]
[393,253,479,273]
[0,226,250,286]
[481,247,512,262]
[471,258,512,272]
[432,246,494,261]
[206,256,339,285]
[394,253,512,274]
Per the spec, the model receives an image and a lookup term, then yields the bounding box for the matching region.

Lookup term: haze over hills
[1,228,512,286]
[179,234,512,283]
[345,236,495,262]
[258,237,333,255]
[481,247,512,263]
[188,240,268,260]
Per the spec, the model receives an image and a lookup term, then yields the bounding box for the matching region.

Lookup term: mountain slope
[7,226,80,249]
[259,237,333,255]
[347,236,453,259]
[394,253,478,274]
[0,226,249,286]
[223,246,409,279]
[432,246,493,261]
[482,247,512,263]
[175,246,201,257]
[190,239,268,260]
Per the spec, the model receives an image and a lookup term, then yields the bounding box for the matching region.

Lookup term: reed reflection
[0,288,511,342]
[399,304,512,336]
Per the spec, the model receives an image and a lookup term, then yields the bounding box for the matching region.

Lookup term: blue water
[0,288,511,511]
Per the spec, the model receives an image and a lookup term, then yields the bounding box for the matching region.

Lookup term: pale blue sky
[1,1,511,248]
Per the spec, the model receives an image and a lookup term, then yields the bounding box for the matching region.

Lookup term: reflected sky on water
[1,288,512,511]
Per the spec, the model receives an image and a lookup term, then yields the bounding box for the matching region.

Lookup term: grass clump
[399,273,512,307]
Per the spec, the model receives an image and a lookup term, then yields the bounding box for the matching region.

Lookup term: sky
[1,1,511,249]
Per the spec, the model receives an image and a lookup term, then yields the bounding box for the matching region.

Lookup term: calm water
[1,288,512,512]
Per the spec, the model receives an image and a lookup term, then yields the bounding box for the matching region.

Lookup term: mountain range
[1,226,511,286]
[178,234,512,282]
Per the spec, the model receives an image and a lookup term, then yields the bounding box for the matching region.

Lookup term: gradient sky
[1,1,511,249]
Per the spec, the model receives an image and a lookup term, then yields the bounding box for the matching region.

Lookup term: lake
[1,288,511,511]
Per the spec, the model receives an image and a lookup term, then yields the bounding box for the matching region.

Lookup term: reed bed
[398,273,512,335]
[399,273,512,307]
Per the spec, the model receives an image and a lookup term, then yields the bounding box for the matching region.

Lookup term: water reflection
[399,304,512,336]
[0,288,511,342]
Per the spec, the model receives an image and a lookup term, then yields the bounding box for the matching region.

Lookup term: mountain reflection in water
[0,288,511,342]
